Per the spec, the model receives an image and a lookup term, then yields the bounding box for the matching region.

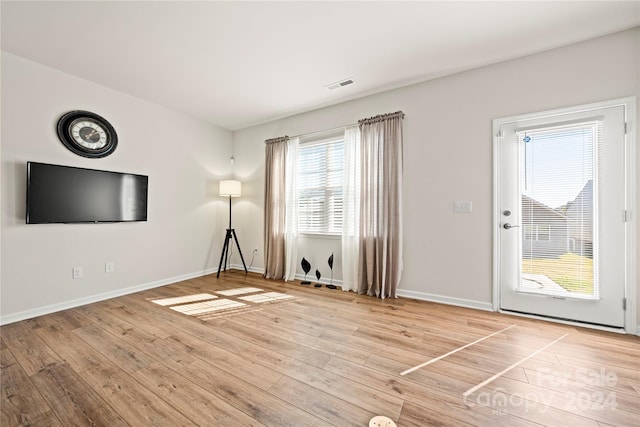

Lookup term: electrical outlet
[72,267,83,279]
[105,261,115,273]
[454,200,473,213]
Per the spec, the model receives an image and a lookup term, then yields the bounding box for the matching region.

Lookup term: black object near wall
[26,162,148,224]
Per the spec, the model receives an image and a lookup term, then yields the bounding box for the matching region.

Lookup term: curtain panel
[357,111,404,298]
[341,125,361,292]
[284,137,300,281]
[263,136,288,279]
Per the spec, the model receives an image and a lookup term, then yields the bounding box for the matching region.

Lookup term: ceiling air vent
[326,78,355,91]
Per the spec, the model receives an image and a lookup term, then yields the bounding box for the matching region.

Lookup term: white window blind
[524,224,551,241]
[297,138,344,234]
[519,121,601,297]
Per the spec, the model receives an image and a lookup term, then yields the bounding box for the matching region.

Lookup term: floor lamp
[217,180,248,277]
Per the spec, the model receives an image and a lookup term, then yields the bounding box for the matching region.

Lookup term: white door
[495,101,629,328]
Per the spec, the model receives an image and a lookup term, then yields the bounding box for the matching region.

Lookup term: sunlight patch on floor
[238,292,294,303]
[150,288,298,320]
[216,287,263,296]
[169,298,246,316]
[150,293,218,306]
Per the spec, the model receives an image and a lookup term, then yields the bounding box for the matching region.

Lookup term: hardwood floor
[2,272,639,426]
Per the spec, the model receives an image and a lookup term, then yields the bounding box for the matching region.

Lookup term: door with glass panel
[496,102,627,328]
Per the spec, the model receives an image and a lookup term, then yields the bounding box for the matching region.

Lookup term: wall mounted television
[26,162,148,224]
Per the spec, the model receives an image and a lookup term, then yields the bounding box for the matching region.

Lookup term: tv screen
[26,162,148,224]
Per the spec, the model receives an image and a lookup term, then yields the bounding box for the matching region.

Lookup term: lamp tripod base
[216,228,247,278]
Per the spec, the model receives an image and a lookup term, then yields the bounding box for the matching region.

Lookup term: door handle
[503,223,520,229]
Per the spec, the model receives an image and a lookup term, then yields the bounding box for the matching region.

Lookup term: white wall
[1,52,233,323]
[232,29,639,312]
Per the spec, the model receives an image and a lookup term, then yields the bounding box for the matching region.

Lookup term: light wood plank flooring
[2,272,639,426]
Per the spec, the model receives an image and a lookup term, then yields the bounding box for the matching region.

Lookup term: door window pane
[519,123,598,298]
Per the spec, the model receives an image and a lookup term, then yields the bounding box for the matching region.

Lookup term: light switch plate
[454,201,473,213]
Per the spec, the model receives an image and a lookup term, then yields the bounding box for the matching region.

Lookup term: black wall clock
[57,110,118,158]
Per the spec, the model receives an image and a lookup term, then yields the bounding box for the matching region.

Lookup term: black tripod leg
[231,229,248,273]
[224,230,231,271]
[216,230,231,278]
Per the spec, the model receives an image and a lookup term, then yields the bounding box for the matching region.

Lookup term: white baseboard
[0,268,219,325]
[228,263,263,275]
[396,289,494,311]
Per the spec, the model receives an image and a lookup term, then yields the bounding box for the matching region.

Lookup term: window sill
[298,233,341,240]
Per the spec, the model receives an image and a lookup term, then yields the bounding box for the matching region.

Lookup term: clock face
[57,111,118,158]
[70,119,108,149]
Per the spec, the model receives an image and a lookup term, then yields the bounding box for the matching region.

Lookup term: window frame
[296,135,345,236]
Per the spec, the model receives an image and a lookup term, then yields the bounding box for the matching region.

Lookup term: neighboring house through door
[521,180,593,259]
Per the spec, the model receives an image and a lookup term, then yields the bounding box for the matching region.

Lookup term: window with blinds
[519,121,600,298]
[297,138,344,234]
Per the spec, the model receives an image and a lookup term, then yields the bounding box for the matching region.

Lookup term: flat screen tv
[26,162,148,224]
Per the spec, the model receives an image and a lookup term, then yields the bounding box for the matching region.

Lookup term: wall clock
[57,110,118,158]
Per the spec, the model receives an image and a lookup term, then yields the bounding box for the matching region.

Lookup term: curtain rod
[264,123,353,144]
[358,110,405,125]
[264,135,289,144]
[293,110,405,139]
[264,110,405,143]
[289,122,355,140]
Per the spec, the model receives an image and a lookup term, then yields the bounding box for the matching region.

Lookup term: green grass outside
[522,253,594,295]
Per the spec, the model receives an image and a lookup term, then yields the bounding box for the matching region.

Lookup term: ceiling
[2,1,639,131]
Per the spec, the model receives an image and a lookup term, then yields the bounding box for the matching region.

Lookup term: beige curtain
[263,136,289,279]
[357,111,404,298]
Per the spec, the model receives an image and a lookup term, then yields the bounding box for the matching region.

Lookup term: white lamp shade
[219,180,242,197]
